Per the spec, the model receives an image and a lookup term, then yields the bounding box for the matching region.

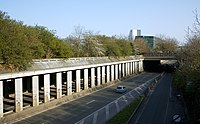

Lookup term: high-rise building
[128,29,141,41]
[129,29,161,49]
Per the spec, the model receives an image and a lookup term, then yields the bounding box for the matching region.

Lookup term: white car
[115,85,127,93]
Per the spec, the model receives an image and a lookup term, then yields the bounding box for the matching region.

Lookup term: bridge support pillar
[134,62,136,73]
[32,76,39,106]
[111,65,114,81]
[118,64,122,78]
[76,70,80,92]
[15,78,23,112]
[102,66,105,84]
[134,62,137,73]
[44,74,50,103]
[124,63,128,76]
[0,81,3,117]
[67,71,72,95]
[130,62,133,74]
[84,69,88,90]
[115,64,118,80]
[97,67,101,86]
[132,62,134,74]
[56,72,62,99]
[140,60,143,72]
[128,63,130,75]
[106,65,110,82]
[124,63,126,76]
[122,63,125,77]
[91,68,95,88]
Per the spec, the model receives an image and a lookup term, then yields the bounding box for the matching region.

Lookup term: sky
[0,0,200,43]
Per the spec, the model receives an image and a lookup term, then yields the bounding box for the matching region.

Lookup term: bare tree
[133,38,150,54]
[154,35,178,53]
[174,10,200,122]
[64,25,85,57]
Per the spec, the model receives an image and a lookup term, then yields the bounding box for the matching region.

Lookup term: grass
[106,96,143,124]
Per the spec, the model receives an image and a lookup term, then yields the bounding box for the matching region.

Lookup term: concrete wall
[0,56,144,123]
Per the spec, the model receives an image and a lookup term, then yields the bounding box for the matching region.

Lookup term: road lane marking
[86,100,95,105]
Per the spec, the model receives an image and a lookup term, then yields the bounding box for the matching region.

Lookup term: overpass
[143,53,177,60]
[143,53,177,72]
[0,56,144,122]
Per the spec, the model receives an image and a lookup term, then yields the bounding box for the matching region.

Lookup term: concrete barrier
[1,79,121,124]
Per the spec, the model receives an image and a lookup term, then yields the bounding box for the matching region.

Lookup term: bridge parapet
[0,56,144,74]
[143,53,177,60]
[144,53,177,57]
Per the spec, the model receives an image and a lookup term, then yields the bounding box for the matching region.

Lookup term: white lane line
[92,112,98,124]
[86,100,95,105]
[106,105,109,120]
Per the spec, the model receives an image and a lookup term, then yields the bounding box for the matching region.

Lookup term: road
[12,72,160,124]
[129,73,173,124]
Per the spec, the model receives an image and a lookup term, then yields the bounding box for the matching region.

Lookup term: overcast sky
[1,0,200,43]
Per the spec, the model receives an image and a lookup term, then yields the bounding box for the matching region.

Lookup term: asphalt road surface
[12,72,160,124]
[129,73,173,124]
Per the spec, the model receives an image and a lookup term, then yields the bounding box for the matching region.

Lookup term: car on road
[115,85,127,93]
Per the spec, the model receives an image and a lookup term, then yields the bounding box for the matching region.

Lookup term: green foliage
[52,39,73,58]
[173,70,186,92]
[116,39,133,56]
[100,36,122,57]
[0,11,135,71]
[97,35,133,57]
[174,11,200,123]
[0,12,32,71]
[0,11,72,71]
[106,96,143,124]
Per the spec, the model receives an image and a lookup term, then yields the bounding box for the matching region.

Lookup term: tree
[133,38,150,54]
[174,10,200,123]
[98,35,122,57]
[116,38,132,56]
[64,26,85,57]
[0,11,73,71]
[83,32,105,57]
[35,26,56,58]
[153,35,178,53]
[23,26,45,59]
[0,11,32,71]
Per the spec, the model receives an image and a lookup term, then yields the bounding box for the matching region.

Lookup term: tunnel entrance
[143,60,177,72]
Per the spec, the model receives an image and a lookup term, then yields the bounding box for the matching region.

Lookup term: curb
[126,72,165,124]
[126,97,144,124]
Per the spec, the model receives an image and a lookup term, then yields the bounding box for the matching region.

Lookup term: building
[135,35,160,49]
[128,29,141,41]
[129,29,161,49]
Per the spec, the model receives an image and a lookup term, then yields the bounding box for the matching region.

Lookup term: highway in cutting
[13,72,160,124]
